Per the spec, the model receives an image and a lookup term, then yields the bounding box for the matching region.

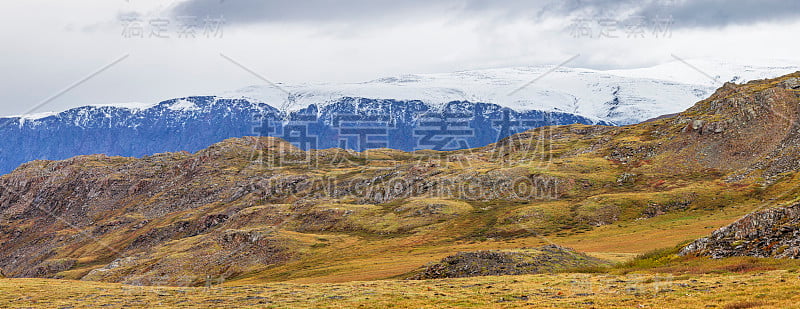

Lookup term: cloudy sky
[1,0,798,116]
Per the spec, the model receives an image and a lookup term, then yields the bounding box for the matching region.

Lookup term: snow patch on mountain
[8,111,58,120]
[605,58,799,86]
[90,102,159,111]
[167,99,201,112]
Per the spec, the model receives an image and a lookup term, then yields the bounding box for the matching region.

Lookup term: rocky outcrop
[680,203,800,259]
[411,245,607,279]
[660,73,800,179]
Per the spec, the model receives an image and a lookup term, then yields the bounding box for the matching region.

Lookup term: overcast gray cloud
[627,0,800,28]
[168,0,461,24]
[169,0,800,29]
[0,0,798,117]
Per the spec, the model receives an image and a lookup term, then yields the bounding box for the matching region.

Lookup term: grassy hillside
[0,72,799,306]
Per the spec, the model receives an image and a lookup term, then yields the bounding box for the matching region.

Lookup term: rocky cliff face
[680,203,800,259]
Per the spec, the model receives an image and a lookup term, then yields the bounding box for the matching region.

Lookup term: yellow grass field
[2,270,800,308]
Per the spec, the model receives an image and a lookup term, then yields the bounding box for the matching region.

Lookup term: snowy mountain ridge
[0,58,796,174]
[221,58,799,125]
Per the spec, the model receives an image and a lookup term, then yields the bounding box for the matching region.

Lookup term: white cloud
[0,0,797,116]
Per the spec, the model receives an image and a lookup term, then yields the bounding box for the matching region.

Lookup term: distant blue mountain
[0,96,611,174]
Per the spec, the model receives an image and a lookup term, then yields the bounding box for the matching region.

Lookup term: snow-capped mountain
[222,58,799,125]
[0,59,796,174]
[0,97,605,174]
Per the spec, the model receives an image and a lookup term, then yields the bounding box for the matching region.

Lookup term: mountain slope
[1,72,798,285]
[0,98,605,175]
[1,60,795,175]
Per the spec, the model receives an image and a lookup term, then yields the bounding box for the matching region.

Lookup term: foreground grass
[2,270,800,308]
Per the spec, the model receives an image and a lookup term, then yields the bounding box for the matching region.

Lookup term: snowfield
[219,58,799,125]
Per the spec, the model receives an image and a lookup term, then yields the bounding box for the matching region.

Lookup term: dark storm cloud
[168,0,800,28]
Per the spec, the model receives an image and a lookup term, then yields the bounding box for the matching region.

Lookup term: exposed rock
[680,203,800,259]
[641,197,693,219]
[780,77,800,89]
[410,245,608,279]
[616,173,637,185]
[691,119,705,131]
[24,259,76,278]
